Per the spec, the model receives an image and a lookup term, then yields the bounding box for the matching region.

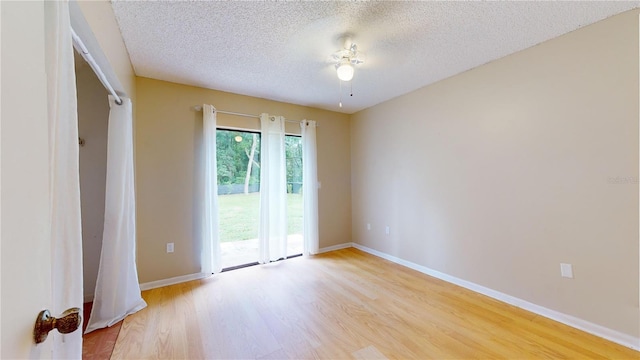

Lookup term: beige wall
[135,77,351,283]
[76,0,135,100]
[76,63,110,301]
[351,10,639,337]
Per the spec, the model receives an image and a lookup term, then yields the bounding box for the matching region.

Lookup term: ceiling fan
[330,38,366,82]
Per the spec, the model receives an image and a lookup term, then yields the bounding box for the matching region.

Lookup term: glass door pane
[217,130,261,269]
[285,135,303,257]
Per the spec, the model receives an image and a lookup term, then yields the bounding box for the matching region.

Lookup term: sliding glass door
[217,130,261,269]
[216,130,303,269]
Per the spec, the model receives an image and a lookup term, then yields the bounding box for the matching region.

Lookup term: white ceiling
[111,1,639,114]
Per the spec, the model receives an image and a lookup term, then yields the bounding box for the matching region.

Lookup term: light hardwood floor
[112,248,639,359]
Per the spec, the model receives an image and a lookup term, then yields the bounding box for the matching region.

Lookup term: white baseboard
[140,246,348,293]
[351,243,640,351]
[318,242,353,254]
[83,294,94,303]
[139,272,210,291]
[138,245,352,292]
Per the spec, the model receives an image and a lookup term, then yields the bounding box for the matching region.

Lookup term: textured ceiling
[111,1,639,114]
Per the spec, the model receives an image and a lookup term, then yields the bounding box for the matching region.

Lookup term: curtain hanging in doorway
[202,104,223,274]
[45,0,83,357]
[258,114,288,263]
[301,120,319,255]
[85,96,146,334]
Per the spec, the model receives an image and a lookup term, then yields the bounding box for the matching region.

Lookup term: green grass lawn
[218,192,303,242]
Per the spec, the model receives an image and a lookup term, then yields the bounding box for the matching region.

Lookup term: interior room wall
[76,60,110,302]
[351,10,639,338]
[76,0,136,100]
[134,77,351,283]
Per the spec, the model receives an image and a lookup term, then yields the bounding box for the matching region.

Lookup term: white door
[2,1,56,357]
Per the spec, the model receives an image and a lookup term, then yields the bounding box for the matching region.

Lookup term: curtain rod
[71,28,123,105]
[192,105,317,126]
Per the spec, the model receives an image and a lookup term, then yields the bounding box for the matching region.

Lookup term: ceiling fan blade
[351,50,366,64]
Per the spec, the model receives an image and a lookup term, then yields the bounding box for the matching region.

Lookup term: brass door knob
[33,307,82,344]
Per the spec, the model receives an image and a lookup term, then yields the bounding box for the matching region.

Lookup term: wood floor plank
[111,248,640,359]
[352,345,388,360]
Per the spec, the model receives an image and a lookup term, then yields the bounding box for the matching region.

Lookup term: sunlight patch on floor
[220,234,303,269]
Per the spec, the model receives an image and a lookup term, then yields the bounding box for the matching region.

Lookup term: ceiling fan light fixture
[331,40,364,107]
[336,62,354,82]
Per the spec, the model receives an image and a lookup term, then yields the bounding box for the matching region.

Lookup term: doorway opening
[75,49,123,356]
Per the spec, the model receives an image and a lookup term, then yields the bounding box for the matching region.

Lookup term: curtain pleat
[202,104,222,274]
[45,0,83,356]
[85,96,146,334]
[301,120,320,255]
[259,114,288,263]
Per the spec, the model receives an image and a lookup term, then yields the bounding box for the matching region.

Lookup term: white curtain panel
[259,114,288,263]
[45,0,83,356]
[301,120,320,255]
[85,97,147,334]
[202,104,222,274]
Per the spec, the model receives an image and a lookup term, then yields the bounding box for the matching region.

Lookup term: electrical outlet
[167,243,174,253]
[367,223,371,230]
[385,226,390,235]
[560,263,573,278]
